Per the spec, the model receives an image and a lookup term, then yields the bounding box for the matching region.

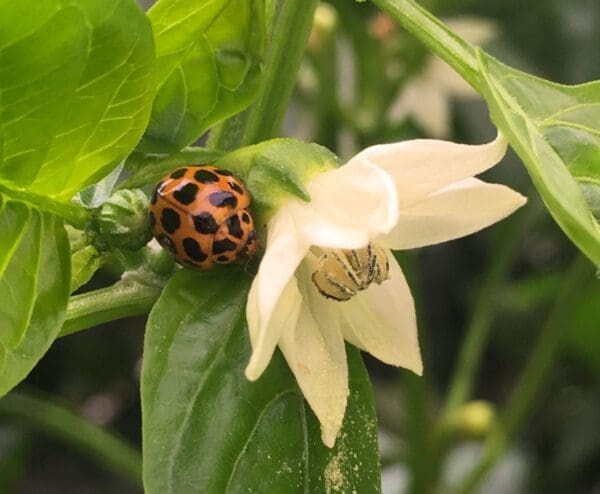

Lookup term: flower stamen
[311,243,390,301]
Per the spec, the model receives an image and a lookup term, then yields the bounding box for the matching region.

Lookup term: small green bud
[446,400,496,439]
[308,3,338,52]
[71,245,104,291]
[65,225,105,291]
[90,189,152,251]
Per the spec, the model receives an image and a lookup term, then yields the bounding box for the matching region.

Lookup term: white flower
[244,134,526,447]
[388,17,498,138]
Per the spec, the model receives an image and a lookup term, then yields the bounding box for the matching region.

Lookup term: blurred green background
[1,1,598,493]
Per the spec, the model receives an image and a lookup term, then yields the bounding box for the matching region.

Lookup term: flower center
[311,243,389,301]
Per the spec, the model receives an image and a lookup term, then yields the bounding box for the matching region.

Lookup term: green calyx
[88,189,152,252]
[215,138,340,224]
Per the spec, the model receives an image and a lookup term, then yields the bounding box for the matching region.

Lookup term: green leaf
[0,0,155,202]
[143,0,266,150]
[0,198,70,397]
[142,268,380,493]
[477,52,600,266]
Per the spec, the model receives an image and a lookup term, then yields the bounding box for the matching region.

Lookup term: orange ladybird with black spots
[149,165,259,270]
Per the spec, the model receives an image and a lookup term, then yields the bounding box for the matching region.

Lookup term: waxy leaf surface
[0,0,155,201]
[143,0,265,150]
[142,268,380,493]
[0,199,70,397]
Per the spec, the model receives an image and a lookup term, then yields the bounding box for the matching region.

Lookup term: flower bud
[308,3,338,52]
[90,189,152,251]
[446,400,496,439]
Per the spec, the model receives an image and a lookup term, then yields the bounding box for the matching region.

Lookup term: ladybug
[149,165,259,270]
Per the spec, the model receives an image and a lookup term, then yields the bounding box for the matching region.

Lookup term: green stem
[0,391,142,485]
[442,207,538,417]
[370,0,481,92]
[404,373,437,494]
[210,0,319,150]
[61,277,163,337]
[0,183,91,229]
[455,256,592,494]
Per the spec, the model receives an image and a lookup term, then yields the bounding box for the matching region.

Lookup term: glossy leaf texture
[142,0,266,150]
[0,197,70,397]
[0,0,155,201]
[141,268,380,494]
[478,52,600,266]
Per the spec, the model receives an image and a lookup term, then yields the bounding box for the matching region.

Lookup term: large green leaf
[0,0,155,201]
[0,197,70,397]
[142,0,265,150]
[477,52,600,266]
[142,268,380,493]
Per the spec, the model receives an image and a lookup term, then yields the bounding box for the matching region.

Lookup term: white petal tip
[412,363,424,377]
[321,427,339,448]
[244,361,262,382]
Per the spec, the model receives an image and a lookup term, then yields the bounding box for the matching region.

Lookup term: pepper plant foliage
[0,0,598,493]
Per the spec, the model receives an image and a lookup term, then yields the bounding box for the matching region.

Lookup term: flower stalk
[0,391,142,485]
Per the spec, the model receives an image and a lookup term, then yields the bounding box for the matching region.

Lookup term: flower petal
[244,208,308,380]
[388,72,453,138]
[277,260,349,447]
[245,275,302,381]
[350,134,508,208]
[379,177,527,250]
[289,157,399,249]
[338,254,423,374]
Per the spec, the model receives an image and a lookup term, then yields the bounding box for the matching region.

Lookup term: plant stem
[370,0,481,91]
[61,277,163,337]
[442,207,537,417]
[210,0,319,150]
[0,391,142,485]
[455,256,592,494]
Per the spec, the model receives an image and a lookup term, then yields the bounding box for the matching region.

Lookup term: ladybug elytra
[149,165,258,270]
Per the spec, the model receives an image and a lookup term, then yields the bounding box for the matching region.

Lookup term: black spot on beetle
[247,230,257,241]
[228,181,244,194]
[161,208,181,234]
[194,169,219,183]
[226,214,244,239]
[212,238,238,254]
[170,168,187,179]
[157,234,177,254]
[148,212,156,229]
[173,182,199,205]
[193,212,219,234]
[216,255,230,263]
[241,212,251,224]
[183,237,207,262]
[150,182,163,205]
[208,191,237,208]
[214,168,233,176]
